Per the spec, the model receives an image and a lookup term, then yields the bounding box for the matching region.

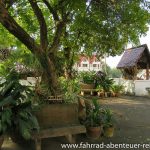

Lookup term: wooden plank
[81,89,97,92]
[32,125,86,139]
[146,64,149,80]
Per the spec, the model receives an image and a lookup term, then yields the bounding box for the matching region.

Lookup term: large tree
[0,0,149,94]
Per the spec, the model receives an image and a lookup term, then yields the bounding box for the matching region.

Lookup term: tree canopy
[0,0,150,94]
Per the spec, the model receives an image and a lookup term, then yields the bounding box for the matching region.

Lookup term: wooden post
[65,134,76,143]
[35,138,41,150]
[146,64,149,80]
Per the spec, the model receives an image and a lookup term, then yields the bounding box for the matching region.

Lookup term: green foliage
[0,0,149,56]
[0,108,12,135]
[102,64,122,78]
[96,76,114,92]
[0,71,39,139]
[0,48,42,78]
[85,99,103,127]
[80,71,96,84]
[59,77,80,103]
[112,84,125,93]
[109,68,122,78]
[103,109,115,128]
[96,85,104,92]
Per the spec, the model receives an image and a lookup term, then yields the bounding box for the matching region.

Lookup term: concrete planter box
[80,83,95,90]
[35,103,79,128]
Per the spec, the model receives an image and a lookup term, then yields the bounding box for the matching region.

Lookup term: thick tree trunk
[64,47,74,79]
[36,50,59,95]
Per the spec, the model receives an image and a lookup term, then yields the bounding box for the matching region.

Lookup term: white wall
[114,78,150,96]
[113,78,135,95]
[135,80,150,96]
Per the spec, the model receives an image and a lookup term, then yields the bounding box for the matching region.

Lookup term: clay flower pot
[86,126,102,139]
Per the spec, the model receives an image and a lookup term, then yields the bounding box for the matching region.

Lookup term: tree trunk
[36,50,59,95]
[64,47,74,79]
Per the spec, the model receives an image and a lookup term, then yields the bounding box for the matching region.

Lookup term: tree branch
[0,2,39,53]
[28,0,48,50]
[48,9,71,54]
[49,21,65,54]
[42,0,59,21]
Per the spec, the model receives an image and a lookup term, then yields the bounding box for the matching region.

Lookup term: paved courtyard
[2,96,150,150]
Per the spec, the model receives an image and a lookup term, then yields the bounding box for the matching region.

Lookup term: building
[74,55,103,72]
[117,44,150,80]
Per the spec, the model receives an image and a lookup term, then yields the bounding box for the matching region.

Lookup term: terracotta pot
[97,92,104,97]
[0,135,4,149]
[104,126,114,138]
[86,126,102,139]
[115,93,120,97]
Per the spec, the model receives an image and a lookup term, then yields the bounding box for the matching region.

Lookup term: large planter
[80,83,95,90]
[103,126,114,138]
[35,103,79,128]
[86,126,102,139]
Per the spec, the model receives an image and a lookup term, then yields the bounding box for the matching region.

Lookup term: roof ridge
[126,44,147,51]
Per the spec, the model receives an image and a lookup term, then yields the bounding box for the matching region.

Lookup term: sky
[106,26,150,68]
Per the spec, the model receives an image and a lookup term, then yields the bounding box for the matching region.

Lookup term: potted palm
[85,99,102,139]
[103,109,115,138]
[95,75,114,97]
[112,84,124,97]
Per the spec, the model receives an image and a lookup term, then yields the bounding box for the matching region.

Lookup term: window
[93,64,97,67]
[82,64,88,67]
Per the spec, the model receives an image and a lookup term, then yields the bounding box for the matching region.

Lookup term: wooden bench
[32,104,86,150]
[80,89,97,96]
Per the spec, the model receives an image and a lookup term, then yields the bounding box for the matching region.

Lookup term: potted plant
[102,78,114,97]
[85,99,102,139]
[96,85,104,97]
[80,72,95,89]
[95,75,114,97]
[0,71,39,144]
[103,109,115,138]
[112,84,124,97]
